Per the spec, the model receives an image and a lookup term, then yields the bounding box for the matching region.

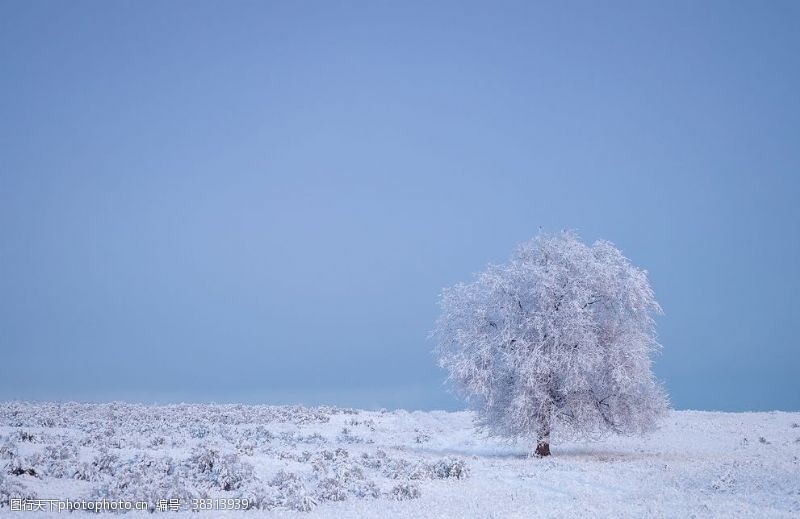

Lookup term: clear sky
[1,1,798,411]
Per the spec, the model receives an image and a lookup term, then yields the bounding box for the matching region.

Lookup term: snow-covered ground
[0,402,798,518]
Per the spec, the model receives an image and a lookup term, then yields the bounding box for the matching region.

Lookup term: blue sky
[1,1,798,411]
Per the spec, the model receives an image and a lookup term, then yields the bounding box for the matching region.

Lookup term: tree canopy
[433,231,668,454]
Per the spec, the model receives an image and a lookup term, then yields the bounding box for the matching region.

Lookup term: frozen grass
[0,402,798,517]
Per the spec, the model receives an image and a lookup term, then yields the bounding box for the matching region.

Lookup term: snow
[1,402,798,517]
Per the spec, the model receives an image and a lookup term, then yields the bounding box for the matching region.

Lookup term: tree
[433,231,668,456]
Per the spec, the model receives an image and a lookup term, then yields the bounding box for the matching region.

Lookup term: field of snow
[1,402,798,518]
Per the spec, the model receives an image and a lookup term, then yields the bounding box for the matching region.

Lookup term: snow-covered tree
[433,231,668,456]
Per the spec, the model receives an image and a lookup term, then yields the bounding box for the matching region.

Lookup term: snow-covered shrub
[284,406,332,426]
[190,424,211,439]
[316,477,347,501]
[90,453,193,512]
[389,482,421,500]
[359,450,385,470]
[338,427,364,444]
[235,481,276,510]
[380,457,429,480]
[277,450,312,463]
[346,418,376,431]
[320,458,364,483]
[430,457,469,479]
[414,429,431,443]
[268,470,317,511]
[38,416,57,428]
[75,450,120,481]
[299,432,327,444]
[188,447,218,475]
[278,431,299,447]
[0,471,36,508]
[6,457,37,477]
[235,439,256,456]
[96,450,120,474]
[92,476,193,512]
[26,444,79,478]
[310,449,378,501]
[362,451,468,481]
[10,431,37,443]
[0,440,17,460]
[278,431,327,447]
[317,447,349,462]
[351,479,381,499]
[253,426,275,444]
[185,446,254,491]
[125,453,175,479]
[314,455,379,498]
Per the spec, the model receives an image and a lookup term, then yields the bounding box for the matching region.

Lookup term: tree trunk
[534,401,553,457]
[534,440,550,457]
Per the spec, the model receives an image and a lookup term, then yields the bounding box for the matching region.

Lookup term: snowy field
[1,402,798,518]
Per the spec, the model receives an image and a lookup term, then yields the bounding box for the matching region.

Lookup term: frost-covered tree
[433,231,668,456]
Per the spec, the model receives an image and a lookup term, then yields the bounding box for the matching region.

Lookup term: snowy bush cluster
[0,402,469,513]
[2,402,797,517]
